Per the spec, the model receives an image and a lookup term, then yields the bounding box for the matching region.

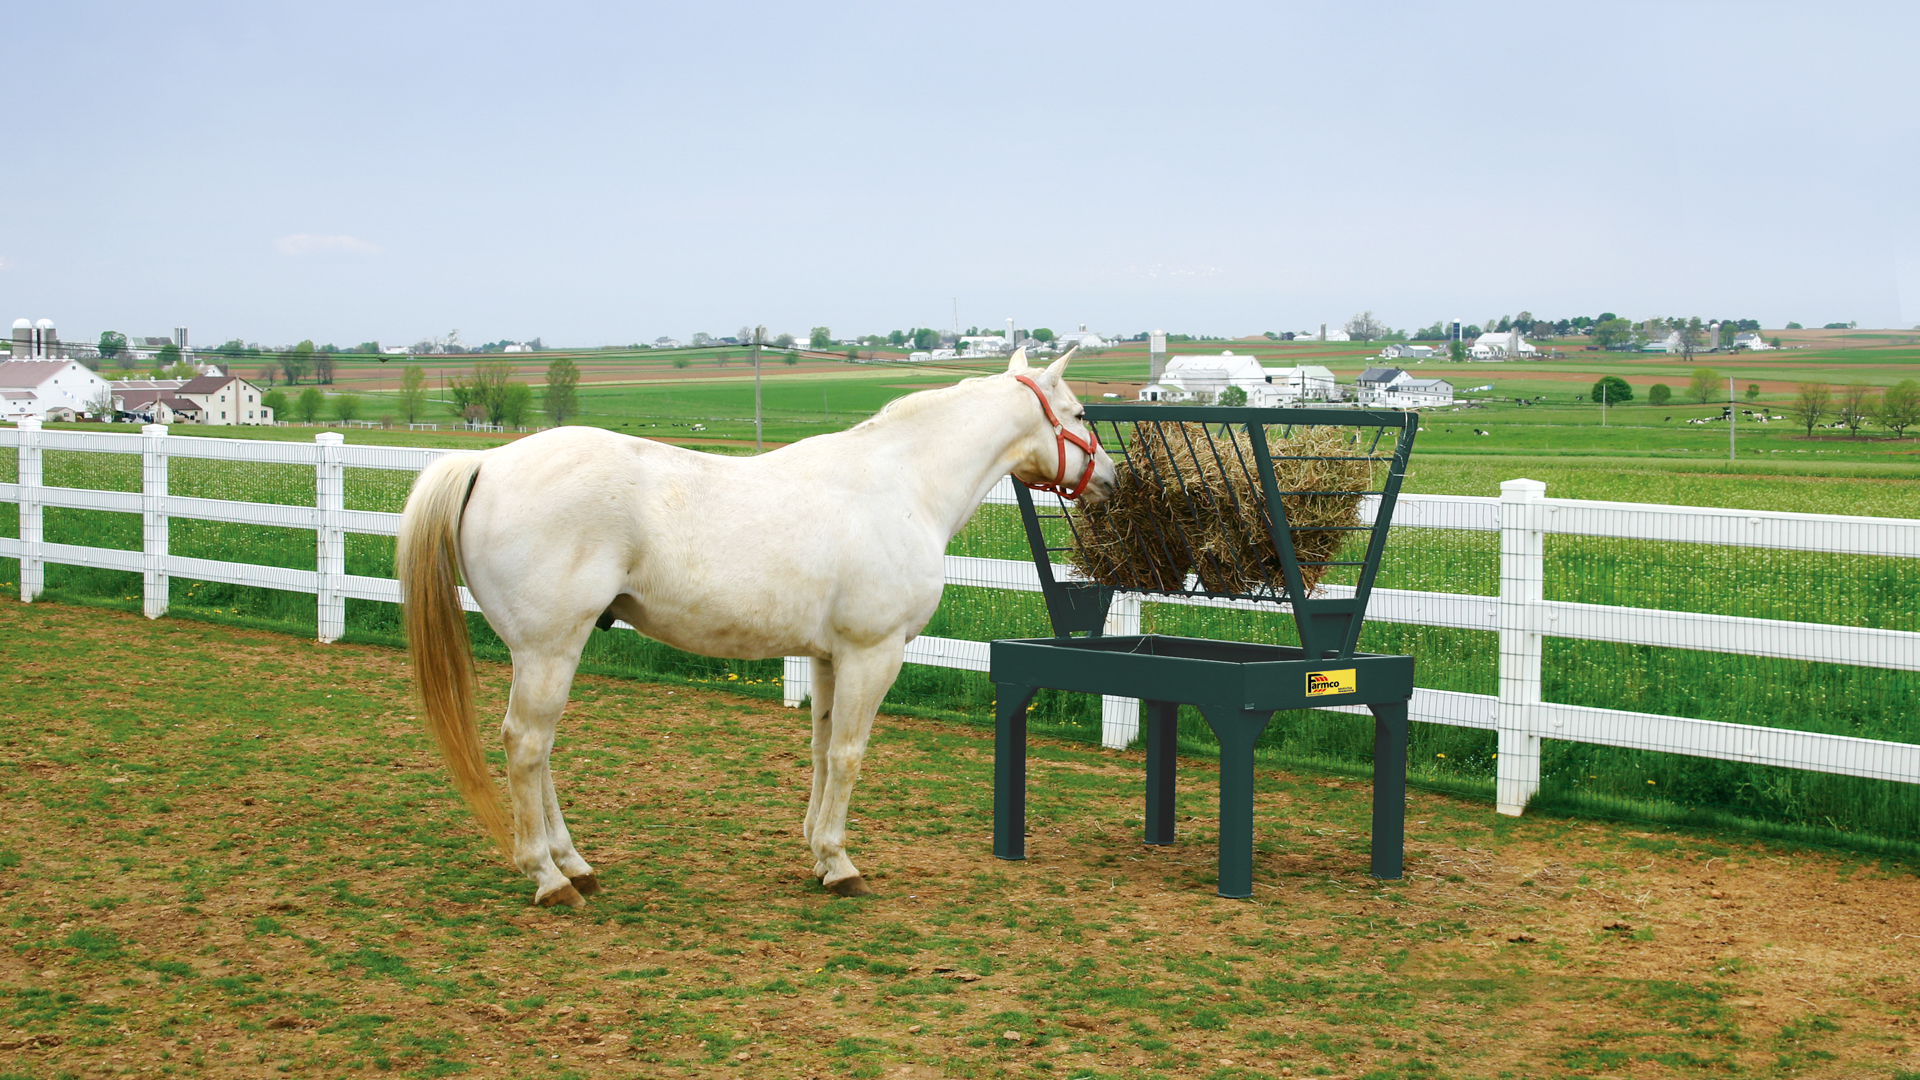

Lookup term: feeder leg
[993,684,1039,861]
[1143,700,1178,845]
[1369,699,1409,880]
[1198,707,1274,899]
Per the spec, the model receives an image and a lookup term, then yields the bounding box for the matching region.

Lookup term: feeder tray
[991,404,1419,898]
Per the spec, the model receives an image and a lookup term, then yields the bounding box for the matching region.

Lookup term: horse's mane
[848,373,996,433]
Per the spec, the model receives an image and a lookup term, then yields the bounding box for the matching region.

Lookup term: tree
[1030,327,1055,344]
[1218,385,1248,407]
[1746,383,1760,401]
[150,342,179,370]
[398,364,427,424]
[1344,311,1388,342]
[1837,383,1874,436]
[454,359,517,423]
[543,356,579,424]
[912,328,940,350]
[97,331,127,361]
[279,345,309,384]
[1688,367,1721,405]
[333,393,362,423]
[1785,322,1803,330]
[670,355,690,369]
[499,382,534,427]
[85,383,117,418]
[1877,380,1919,437]
[773,332,796,349]
[809,327,832,350]
[114,344,141,372]
[262,389,289,418]
[1789,382,1831,435]
[1447,339,1467,363]
[256,364,276,388]
[1591,375,1633,404]
[294,387,325,423]
[358,341,382,354]
[1648,383,1672,406]
[311,351,334,385]
[887,330,907,347]
[1678,317,1705,363]
[1591,318,1635,350]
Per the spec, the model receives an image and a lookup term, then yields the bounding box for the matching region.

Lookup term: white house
[1354,366,1411,404]
[0,359,114,420]
[175,373,274,425]
[1379,378,1455,409]
[1142,351,1280,405]
[1269,364,1338,402]
[1732,331,1773,351]
[1468,330,1536,360]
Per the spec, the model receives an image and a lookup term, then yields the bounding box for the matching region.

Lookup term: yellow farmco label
[1306,669,1358,697]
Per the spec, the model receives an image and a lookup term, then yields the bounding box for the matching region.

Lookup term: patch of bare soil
[0,599,1916,1079]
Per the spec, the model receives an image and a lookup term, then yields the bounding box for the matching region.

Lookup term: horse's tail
[397,452,513,858]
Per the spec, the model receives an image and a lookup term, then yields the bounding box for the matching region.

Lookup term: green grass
[4,366,1918,852]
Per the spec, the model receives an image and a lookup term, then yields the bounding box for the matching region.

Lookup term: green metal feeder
[991,403,1419,898]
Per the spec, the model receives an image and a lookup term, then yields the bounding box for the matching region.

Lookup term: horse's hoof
[569,874,601,897]
[825,874,872,898]
[536,884,586,909]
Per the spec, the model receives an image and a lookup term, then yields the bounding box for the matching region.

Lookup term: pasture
[3,601,1919,1080]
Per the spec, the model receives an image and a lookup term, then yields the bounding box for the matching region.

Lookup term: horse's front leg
[501,649,590,908]
[808,645,904,897]
[802,656,837,879]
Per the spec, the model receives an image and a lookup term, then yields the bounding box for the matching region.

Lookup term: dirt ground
[1,600,1917,1079]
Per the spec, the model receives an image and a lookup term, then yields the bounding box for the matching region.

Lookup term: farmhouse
[0,359,114,420]
[1354,366,1411,404]
[174,373,274,425]
[1054,324,1109,351]
[1733,331,1774,351]
[1379,377,1455,409]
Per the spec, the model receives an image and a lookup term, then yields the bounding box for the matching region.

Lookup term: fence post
[315,432,345,643]
[782,656,810,708]
[1100,592,1143,749]
[142,424,169,619]
[15,418,42,602]
[1496,478,1546,815]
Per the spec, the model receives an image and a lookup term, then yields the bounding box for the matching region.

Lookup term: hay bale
[1066,421,1375,596]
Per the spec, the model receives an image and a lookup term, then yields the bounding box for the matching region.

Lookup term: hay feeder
[991,403,1419,898]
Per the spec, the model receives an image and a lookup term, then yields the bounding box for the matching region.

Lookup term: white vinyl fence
[3,419,1916,817]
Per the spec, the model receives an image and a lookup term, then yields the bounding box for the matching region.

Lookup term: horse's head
[1005,347,1116,504]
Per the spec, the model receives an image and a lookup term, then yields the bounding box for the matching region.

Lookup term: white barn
[1140,351,1280,405]
[0,359,114,420]
[1268,364,1338,402]
[1469,330,1536,360]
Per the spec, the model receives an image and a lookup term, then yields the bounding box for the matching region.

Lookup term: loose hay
[1068,422,1376,596]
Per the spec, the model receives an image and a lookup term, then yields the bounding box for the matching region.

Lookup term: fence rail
[3,420,1916,820]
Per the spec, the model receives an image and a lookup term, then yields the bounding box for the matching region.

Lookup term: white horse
[397,349,1114,907]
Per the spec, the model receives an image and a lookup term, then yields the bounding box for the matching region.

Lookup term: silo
[175,327,189,349]
[1149,329,1167,385]
[10,318,30,359]
[34,318,57,358]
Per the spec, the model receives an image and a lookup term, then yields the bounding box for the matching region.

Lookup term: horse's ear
[1042,346,1078,384]
[1006,347,1029,373]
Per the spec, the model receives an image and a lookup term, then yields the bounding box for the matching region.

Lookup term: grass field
[3,601,1919,1080]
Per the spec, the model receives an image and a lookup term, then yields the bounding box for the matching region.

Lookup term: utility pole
[1728,376,1736,460]
[752,325,765,453]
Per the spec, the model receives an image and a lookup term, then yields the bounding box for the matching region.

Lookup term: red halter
[1013,374,1101,501]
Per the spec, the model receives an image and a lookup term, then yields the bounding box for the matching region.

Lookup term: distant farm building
[1469,330,1536,360]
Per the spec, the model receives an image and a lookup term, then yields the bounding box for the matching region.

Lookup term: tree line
[1584,368,1918,437]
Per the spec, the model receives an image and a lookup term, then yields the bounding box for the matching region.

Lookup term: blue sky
[5,2,1917,347]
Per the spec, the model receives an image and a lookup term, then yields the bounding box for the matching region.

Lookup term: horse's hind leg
[501,648,591,908]
[541,764,597,895]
